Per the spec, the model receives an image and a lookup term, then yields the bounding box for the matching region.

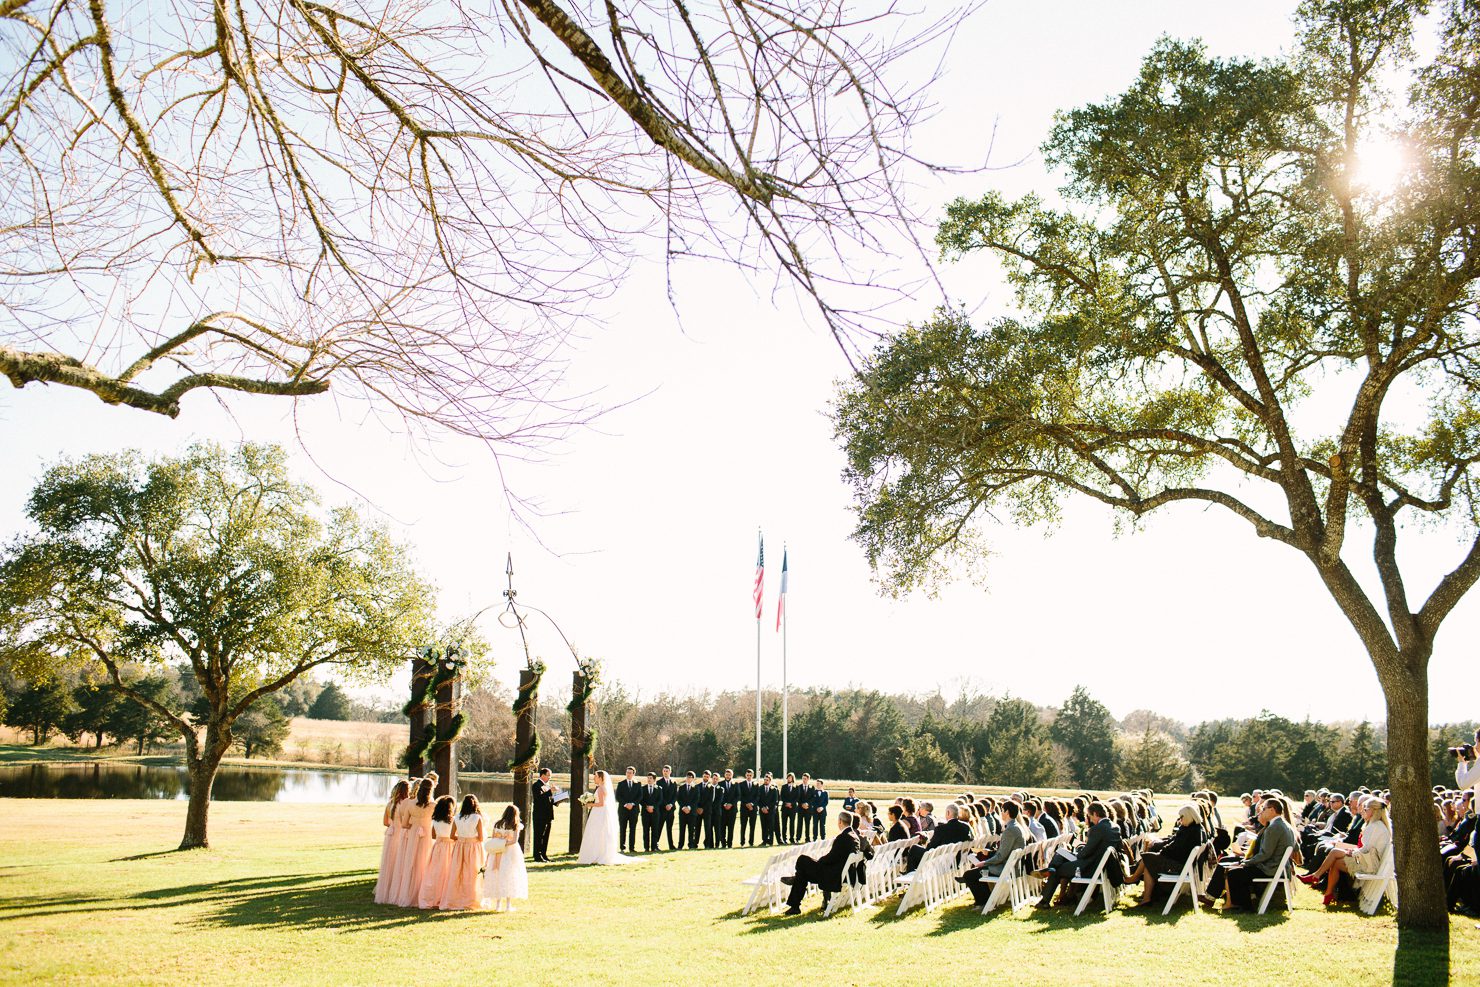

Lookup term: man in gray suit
[960,801,1030,907]
[1218,798,1296,911]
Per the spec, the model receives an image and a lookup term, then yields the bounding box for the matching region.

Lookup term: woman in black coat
[885,805,911,843]
[1127,804,1205,907]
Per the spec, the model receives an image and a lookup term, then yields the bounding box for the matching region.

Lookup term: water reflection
[0,763,516,804]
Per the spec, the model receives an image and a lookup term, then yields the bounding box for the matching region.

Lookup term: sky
[3,0,1474,727]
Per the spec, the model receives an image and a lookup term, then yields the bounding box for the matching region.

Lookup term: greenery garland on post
[508,659,545,774]
[566,655,602,768]
[400,645,469,771]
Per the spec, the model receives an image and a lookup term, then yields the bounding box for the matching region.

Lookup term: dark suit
[639,783,662,851]
[700,783,718,848]
[785,828,870,911]
[616,777,642,852]
[531,778,557,861]
[677,782,702,848]
[658,776,679,850]
[757,784,778,844]
[737,780,758,845]
[905,816,971,872]
[1039,818,1122,905]
[1302,805,1352,863]
[810,786,830,839]
[718,778,738,847]
[780,784,798,843]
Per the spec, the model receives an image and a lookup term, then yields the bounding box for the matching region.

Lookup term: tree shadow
[0,871,373,922]
[1392,926,1449,987]
[923,902,1000,936]
[110,848,196,862]
[197,873,478,932]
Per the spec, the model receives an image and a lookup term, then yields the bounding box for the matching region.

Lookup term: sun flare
[1349,134,1412,192]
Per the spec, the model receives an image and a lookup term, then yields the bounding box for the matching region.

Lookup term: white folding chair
[1354,845,1397,915]
[1070,847,1120,915]
[1157,842,1210,915]
[1253,845,1297,915]
[978,847,1027,915]
[822,852,867,917]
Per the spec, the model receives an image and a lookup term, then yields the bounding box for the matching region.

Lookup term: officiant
[531,767,557,862]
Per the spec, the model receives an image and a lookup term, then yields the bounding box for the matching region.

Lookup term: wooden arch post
[510,662,544,855]
[568,669,591,853]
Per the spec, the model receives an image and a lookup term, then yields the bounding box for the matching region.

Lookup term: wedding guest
[1035,802,1122,908]
[904,803,972,872]
[900,798,920,837]
[485,805,528,912]
[373,780,411,904]
[960,801,1028,907]
[1126,804,1204,908]
[885,805,910,843]
[855,801,880,843]
[678,771,701,848]
[1023,800,1047,842]
[1206,798,1296,912]
[738,769,759,847]
[720,769,738,848]
[641,772,661,852]
[1301,798,1391,906]
[391,778,437,907]
[531,767,557,863]
[781,811,870,915]
[917,802,936,832]
[810,779,830,840]
[417,796,458,909]
[443,794,488,910]
[659,765,680,851]
[616,766,642,854]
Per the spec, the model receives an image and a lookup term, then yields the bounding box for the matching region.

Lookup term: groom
[616,766,642,854]
[531,767,557,862]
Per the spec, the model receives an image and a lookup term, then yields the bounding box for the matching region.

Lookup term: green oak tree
[833,0,1478,928]
[1051,685,1121,788]
[2,679,74,745]
[1118,727,1188,793]
[0,442,434,848]
[232,701,291,760]
[63,682,122,748]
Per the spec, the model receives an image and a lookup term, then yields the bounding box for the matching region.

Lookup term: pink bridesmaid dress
[372,797,406,904]
[392,799,436,907]
[417,817,457,909]
[441,812,488,910]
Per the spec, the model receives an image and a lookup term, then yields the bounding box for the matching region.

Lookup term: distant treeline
[457,679,1471,793]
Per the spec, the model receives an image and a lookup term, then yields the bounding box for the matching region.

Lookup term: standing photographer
[1455,730,1480,853]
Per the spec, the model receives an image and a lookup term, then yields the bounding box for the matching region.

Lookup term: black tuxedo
[658,776,679,849]
[677,782,702,848]
[809,786,830,840]
[780,783,798,842]
[640,783,662,851]
[736,780,758,845]
[616,777,643,852]
[757,785,779,844]
[531,778,557,861]
[785,828,871,911]
[700,783,719,848]
[717,778,738,847]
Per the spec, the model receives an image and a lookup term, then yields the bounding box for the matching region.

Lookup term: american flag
[775,548,788,631]
[753,533,765,621]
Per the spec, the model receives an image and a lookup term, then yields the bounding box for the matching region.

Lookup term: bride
[578,770,637,866]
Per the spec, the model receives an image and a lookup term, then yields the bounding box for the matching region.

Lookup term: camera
[1451,744,1476,760]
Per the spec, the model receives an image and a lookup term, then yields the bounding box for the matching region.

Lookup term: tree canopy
[833,0,1480,929]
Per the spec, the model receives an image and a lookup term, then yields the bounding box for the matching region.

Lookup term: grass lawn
[0,799,1473,986]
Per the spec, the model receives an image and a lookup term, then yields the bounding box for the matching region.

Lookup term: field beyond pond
[0,800,1473,986]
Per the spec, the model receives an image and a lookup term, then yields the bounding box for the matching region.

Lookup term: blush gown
[485,823,529,902]
[372,798,406,904]
[442,812,489,910]
[392,800,436,907]
[417,818,457,909]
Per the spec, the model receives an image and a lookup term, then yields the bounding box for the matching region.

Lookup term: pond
[0,762,517,804]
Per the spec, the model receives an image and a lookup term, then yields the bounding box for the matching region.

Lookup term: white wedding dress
[578,777,637,865]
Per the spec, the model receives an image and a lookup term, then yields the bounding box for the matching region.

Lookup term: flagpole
[782,590,788,779]
[754,530,763,778]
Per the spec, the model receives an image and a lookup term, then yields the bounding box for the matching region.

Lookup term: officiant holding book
[531,768,558,862]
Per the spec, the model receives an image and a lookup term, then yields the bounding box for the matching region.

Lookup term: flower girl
[485,805,529,912]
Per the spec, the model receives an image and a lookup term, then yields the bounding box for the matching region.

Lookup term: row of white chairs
[740,838,829,915]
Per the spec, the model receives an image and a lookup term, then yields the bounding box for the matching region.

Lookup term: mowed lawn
[0,800,1472,986]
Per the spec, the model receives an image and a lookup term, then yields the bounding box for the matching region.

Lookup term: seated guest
[1302,793,1351,866]
[1023,800,1047,842]
[855,801,880,844]
[959,801,1029,907]
[900,798,920,837]
[1034,801,1121,908]
[1300,798,1391,906]
[1300,790,1320,826]
[1126,804,1204,907]
[917,802,936,832]
[1040,801,1061,839]
[1203,798,1295,912]
[903,803,973,872]
[885,805,910,842]
[780,811,871,915]
[980,798,1001,835]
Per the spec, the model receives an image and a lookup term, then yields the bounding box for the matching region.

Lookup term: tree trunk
[1381,656,1448,931]
[179,753,223,849]
[569,670,588,854]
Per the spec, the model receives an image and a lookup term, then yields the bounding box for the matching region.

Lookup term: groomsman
[659,765,679,851]
[794,774,813,842]
[678,771,701,848]
[531,767,557,862]
[780,772,799,844]
[758,773,778,845]
[810,779,830,839]
[737,769,758,846]
[616,766,642,854]
[641,772,662,852]
[700,770,719,849]
[719,769,738,848]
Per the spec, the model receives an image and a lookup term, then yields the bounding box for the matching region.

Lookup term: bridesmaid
[372,780,411,904]
[443,794,489,910]
[417,796,458,909]
[391,778,437,907]
[485,804,529,913]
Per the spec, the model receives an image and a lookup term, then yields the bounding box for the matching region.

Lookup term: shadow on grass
[1392,926,1449,986]
[0,871,374,922]
[197,874,479,932]
[111,848,197,862]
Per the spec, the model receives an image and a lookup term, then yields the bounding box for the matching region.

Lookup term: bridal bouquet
[578,793,595,807]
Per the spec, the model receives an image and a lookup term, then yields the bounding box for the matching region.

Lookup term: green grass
[0,799,1473,985]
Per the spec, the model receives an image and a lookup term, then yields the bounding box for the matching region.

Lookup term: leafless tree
[0,0,962,441]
